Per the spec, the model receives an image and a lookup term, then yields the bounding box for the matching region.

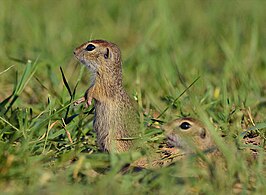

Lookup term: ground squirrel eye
[179,122,191,130]
[85,44,96,51]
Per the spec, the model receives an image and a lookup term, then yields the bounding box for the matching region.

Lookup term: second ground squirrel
[163,117,215,154]
[73,40,140,153]
[133,117,217,168]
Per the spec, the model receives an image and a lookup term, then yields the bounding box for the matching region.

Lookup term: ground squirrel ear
[199,128,206,139]
[104,48,110,59]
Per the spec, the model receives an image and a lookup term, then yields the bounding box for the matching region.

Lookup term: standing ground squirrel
[73,40,140,153]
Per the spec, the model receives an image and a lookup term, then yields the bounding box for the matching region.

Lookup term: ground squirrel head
[74,40,122,84]
[163,117,214,152]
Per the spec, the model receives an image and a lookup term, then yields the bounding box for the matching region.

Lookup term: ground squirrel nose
[73,51,76,55]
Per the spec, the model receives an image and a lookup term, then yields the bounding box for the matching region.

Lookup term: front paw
[73,97,85,106]
[86,97,92,107]
[73,97,92,108]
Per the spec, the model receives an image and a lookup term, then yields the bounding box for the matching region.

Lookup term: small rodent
[163,117,215,154]
[130,118,217,169]
[132,118,215,169]
[73,40,140,153]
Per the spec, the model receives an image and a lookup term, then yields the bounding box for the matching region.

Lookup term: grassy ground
[0,0,266,194]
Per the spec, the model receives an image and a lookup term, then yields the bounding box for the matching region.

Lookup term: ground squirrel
[163,117,215,154]
[73,40,140,153]
[132,118,216,169]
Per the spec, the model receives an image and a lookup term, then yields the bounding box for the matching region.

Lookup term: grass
[0,0,266,194]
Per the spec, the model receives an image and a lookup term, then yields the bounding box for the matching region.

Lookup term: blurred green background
[0,0,265,194]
